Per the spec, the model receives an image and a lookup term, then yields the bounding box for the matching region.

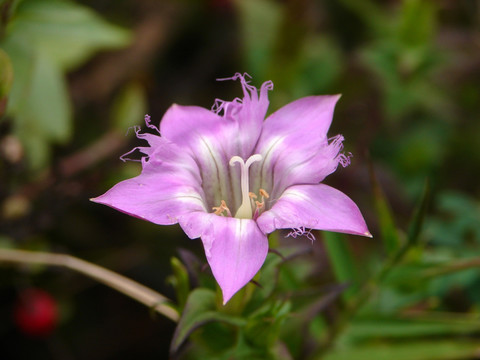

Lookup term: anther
[212,200,231,216]
[259,189,270,199]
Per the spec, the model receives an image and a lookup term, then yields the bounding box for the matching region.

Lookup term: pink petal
[252,95,344,198]
[91,141,207,225]
[200,216,268,304]
[159,104,231,151]
[158,104,242,211]
[260,95,340,143]
[222,74,273,158]
[178,211,214,240]
[257,184,371,237]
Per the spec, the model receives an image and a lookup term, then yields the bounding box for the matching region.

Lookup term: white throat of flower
[229,154,263,219]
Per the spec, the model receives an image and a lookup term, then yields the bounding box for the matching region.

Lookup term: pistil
[229,154,262,219]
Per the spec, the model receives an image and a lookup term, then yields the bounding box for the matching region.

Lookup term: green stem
[0,248,179,322]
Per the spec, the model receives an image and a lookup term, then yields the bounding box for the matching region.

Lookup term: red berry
[13,288,58,337]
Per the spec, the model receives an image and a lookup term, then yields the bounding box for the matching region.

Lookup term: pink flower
[92,73,370,304]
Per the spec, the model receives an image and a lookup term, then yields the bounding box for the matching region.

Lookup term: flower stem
[0,248,179,322]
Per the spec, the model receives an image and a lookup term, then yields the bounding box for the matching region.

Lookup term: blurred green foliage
[0,48,13,99]
[1,0,480,359]
[0,0,130,169]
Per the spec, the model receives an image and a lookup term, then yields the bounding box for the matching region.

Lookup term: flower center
[211,154,270,219]
[229,154,262,219]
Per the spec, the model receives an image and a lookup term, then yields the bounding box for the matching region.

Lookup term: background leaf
[0,0,130,169]
[7,0,130,70]
[111,81,147,132]
[170,288,246,355]
[323,340,480,360]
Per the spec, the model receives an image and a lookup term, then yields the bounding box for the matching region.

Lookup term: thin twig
[0,248,179,322]
[422,257,480,278]
[70,2,181,103]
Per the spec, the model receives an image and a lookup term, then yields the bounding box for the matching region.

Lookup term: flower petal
[216,73,273,158]
[160,104,229,150]
[257,184,371,237]
[252,95,343,198]
[260,95,340,143]
[178,211,214,239]
[200,216,268,304]
[158,104,243,211]
[91,140,207,225]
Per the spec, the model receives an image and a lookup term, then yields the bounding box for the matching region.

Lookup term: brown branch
[58,131,126,178]
[0,248,179,322]
[70,2,183,104]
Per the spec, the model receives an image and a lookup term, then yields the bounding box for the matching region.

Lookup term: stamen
[229,154,263,219]
[259,189,270,199]
[252,200,264,221]
[212,207,222,215]
[212,200,231,217]
[251,188,270,220]
[255,200,264,210]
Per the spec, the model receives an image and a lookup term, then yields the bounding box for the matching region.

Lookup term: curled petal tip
[364,231,373,238]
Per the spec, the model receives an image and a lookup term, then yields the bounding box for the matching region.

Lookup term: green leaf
[244,300,291,349]
[406,179,430,246]
[324,340,480,360]
[346,316,480,341]
[235,0,283,79]
[393,123,447,178]
[181,328,275,360]
[168,256,190,311]
[8,0,130,70]
[426,191,480,247]
[368,162,401,256]
[379,262,431,291]
[282,36,343,101]
[336,0,386,33]
[9,47,71,168]
[110,81,147,132]
[170,288,246,355]
[323,232,359,300]
[1,32,34,115]
[2,31,72,168]
[0,0,130,169]
[20,49,71,141]
[397,0,436,47]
